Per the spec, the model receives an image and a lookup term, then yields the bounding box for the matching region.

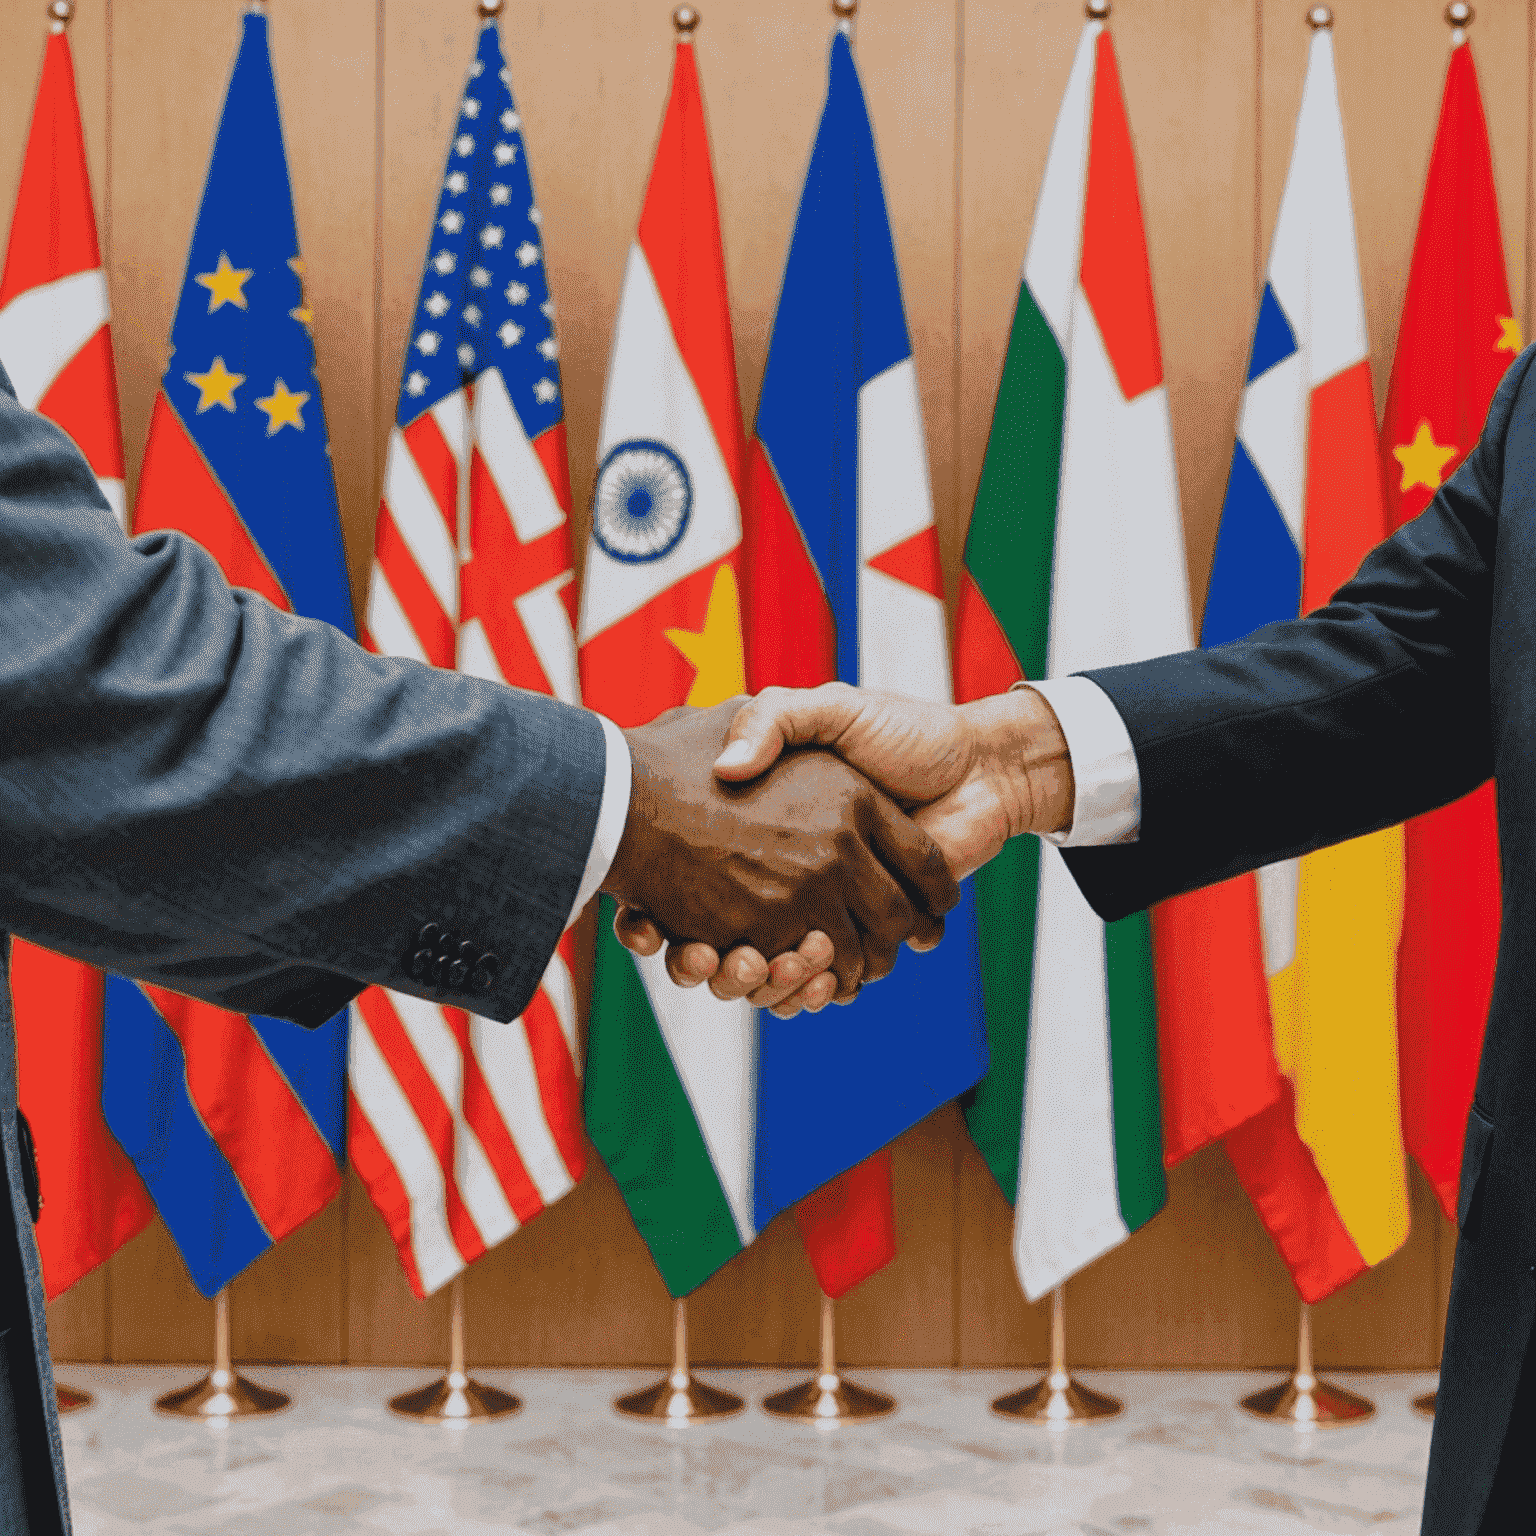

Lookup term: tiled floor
[55,1364,1436,1534]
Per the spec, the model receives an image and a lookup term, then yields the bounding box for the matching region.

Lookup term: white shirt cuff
[565,714,632,930]
[1019,677,1141,847]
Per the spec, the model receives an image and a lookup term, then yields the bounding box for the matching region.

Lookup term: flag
[0,17,154,1299]
[103,10,349,1298]
[579,34,759,1299]
[1200,22,1407,1301]
[1382,37,1513,1224]
[953,19,1188,1301]
[351,16,585,1300]
[741,26,987,1268]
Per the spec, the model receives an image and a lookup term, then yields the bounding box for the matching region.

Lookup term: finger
[664,941,720,989]
[773,968,840,1017]
[713,682,864,780]
[613,906,664,957]
[906,913,946,953]
[747,930,833,1010]
[814,901,865,1002]
[708,945,772,1001]
[862,789,961,919]
[837,832,915,985]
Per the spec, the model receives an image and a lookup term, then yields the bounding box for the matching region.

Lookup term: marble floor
[54,1364,1437,1535]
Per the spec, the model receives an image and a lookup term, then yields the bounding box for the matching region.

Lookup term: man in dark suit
[636,345,1536,1533]
[0,359,959,1535]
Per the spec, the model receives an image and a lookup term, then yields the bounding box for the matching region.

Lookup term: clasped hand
[603,683,1075,1014]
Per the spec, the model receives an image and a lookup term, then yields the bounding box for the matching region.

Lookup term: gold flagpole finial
[478,0,504,17]
[1086,1,1111,20]
[673,6,700,37]
[48,0,74,31]
[1446,3,1473,44]
[832,0,857,29]
[1306,5,1334,28]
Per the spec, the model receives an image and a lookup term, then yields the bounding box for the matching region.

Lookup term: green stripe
[1104,909,1165,1230]
[962,280,1065,683]
[583,898,743,1296]
[959,279,1065,1200]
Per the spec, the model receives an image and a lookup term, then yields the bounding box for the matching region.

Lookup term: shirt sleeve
[564,714,632,929]
[1019,677,1141,848]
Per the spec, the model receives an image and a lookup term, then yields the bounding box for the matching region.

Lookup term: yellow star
[1496,315,1523,354]
[1392,419,1459,493]
[194,251,253,313]
[254,377,310,436]
[664,563,746,708]
[184,356,245,413]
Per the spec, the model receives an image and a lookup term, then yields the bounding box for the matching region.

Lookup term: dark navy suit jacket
[0,363,608,1533]
[1064,344,1536,1536]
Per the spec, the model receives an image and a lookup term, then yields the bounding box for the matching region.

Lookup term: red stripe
[140,985,339,1242]
[446,1007,545,1224]
[354,989,485,1266]
[636,45,747,494]
[953,570,1023,703]
[347,1092,430,1299]
[0,34,101,307]
[531,422,574,517]
[1222,1081,1368,1303]
[1302,360,1387,611]
[371,508,456,667]
[793,1152,896,1300]
[37,324,125,480]
[866,525,943,599]
[402,413,460,547]
[1079,31,1162,400]
[133,394,290,611]
[11,941,153,1298]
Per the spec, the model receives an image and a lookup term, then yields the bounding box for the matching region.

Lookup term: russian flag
[742,28,988,1257]
[102,11,349,1298]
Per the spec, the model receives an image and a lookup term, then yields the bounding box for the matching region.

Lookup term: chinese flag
[1381,38,1516,1222]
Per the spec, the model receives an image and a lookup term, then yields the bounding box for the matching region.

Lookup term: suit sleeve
[1061,345,1535,923]
[0,369,607,1027]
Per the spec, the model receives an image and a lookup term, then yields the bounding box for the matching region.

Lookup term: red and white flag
[1,18,153,1299]
[350,17,584,1299]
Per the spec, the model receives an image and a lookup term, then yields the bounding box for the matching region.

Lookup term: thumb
[714,684,861,781]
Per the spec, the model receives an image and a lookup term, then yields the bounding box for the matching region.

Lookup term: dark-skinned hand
[599,699,959,1000]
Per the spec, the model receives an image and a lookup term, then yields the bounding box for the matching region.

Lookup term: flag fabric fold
[351,15,585,1300]
[1382,37,1512,1224]
[954,20,1188,1301]
[580,35,760,1300]
[1199,25,1408,1302]
[107,11,350,1298]
[2,22,153,1300]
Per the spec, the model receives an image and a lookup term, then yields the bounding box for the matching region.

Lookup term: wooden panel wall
[1,0,1525,1370]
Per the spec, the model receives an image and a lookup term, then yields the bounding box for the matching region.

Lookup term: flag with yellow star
[1381,35,1517,1226]
[109,8,350,1298]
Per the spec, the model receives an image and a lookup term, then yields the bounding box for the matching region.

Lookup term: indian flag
[954,18,1191,1300]
[578,34,757,1296]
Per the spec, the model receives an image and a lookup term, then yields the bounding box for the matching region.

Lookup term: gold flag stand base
[1412,1391,1437,1419]
[615,1299,743,1424]
[389,1276,520,1422]
[1240,1304,1373,1427]
[762,1295,894,1425]
[155,1291,290,1419]
[54,1384,93,1415]
[992,1286,1121,1425]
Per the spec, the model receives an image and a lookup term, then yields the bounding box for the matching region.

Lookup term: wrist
[962,685,1075,838]
[601,728,658,906]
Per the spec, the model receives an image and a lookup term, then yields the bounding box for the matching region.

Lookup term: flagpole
[154,1288,290,1419]
[1239,1301,1374,1425]
[388,1273,520,1421]
[991,1284,1121,1424]
[614,1297,744,1422]
[762,1292,895,1423]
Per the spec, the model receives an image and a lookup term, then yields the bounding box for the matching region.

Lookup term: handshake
[597,682,1076,1017]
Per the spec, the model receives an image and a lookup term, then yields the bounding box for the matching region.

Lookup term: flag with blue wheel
[741,24,989,1241]
[102,8,349,1298]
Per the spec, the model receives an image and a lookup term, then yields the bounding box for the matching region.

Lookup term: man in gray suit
[0,362,957,1534]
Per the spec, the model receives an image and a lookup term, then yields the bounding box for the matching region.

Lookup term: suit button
[432,955,452,987]
[457,939,478,961]
[418,923,442,949]
[437,930,458,957]
[408,949,433,980]
[471,954,500,991]
[448,960,470,987]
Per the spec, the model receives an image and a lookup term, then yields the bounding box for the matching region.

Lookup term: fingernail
[714,740,753,770]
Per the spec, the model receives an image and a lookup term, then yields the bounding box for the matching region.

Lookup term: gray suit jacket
[0,361,608,1533]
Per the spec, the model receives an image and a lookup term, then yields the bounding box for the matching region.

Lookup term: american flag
[350,16,585,1299]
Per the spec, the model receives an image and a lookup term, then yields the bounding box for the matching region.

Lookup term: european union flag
[104,10,350,1298]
